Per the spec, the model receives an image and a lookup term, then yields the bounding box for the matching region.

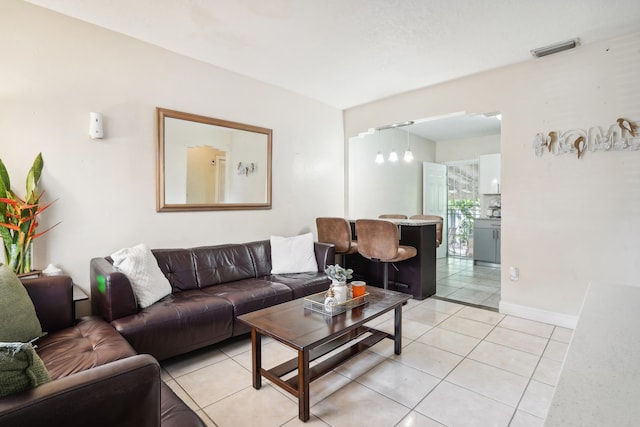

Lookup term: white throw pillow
[270,233,318,274]
[111,243,172,308]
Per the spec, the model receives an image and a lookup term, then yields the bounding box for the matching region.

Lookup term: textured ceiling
[25,0,640,110]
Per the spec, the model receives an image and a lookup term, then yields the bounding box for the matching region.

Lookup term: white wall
[345,32,640,326]
[436,134,501,164]
[347,128,435,218]
[0,1,344,292]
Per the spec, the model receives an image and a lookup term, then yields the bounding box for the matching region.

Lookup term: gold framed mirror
[156,108,272,211]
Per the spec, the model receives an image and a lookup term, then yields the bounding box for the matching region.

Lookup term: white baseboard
[499,300,578,329]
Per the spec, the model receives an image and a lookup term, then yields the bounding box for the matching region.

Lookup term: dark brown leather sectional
[89,240,335,360]
[0,275,204,427]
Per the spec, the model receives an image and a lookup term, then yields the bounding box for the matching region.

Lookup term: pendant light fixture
[388,128,398,162]
[372,120,415,163]
[403,128,413,162]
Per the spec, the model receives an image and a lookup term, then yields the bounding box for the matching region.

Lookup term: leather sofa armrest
[90,257,137,322]
[314,241,336,271]
[22,275,74,333]
[0,354,162,427]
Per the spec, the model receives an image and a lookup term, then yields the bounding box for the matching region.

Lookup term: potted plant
[0,153,59,274]
[324,264,353,284]
[324,264,353,304]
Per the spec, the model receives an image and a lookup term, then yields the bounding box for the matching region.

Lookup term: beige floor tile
[435,284,458,298]
[416,326,481,356]
[498,316,554,338]
[333,349,386,380]
[217,335,253,357]
[396,411,445,426]
[438,315,495,339]
[355,358,441,407]
[404,306,451,326]
[392,341,463,378]
[367,334,411,358]
[176,358,251,408]
[311,381,410,427]
[281,413,331,426]
[543,340,569,362]
[447,288,494,305]
[518,380,555,419]
[273,370,354,408]
[232,339,297,372]
[162,346,229,378]
[532,356,563,386]
[374,317,433,340]
[446,358,529,407]
[509,410,544,427]
[204,383,298,427]
[468,341,541,378]
[420,298,465,314]
[485,327,548,356]
[415,381,514,427]
[455,305,505,325]
[550,326,573,343]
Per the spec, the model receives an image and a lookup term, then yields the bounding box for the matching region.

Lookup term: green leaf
[25,153,43,204]
[0,158,10,194]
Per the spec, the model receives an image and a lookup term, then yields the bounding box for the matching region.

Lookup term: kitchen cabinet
[479,153,501,194]
[473,219,501,265]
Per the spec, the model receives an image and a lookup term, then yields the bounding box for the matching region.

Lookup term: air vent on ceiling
[530,39,579,58]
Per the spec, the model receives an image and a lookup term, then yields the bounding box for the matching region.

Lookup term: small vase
[332,281,348,304]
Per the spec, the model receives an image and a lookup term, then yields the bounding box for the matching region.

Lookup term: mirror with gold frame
[156,108,272,211]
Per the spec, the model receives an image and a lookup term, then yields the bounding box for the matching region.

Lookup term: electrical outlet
[509,267,519,281]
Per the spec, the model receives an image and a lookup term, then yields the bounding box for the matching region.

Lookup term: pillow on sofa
[0,342,51,397]
[270,233,318,274]
[111,243,172,308]
[0,265,45,343]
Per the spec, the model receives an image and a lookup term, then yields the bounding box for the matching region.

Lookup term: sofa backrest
[152,249,199,291]
[245,240,272,277]
[191,244,257,287]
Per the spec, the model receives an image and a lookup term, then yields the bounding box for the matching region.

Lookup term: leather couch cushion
[269,272,331,299]
[245,240,272,277]
[192,245,256,286]
[112,291,234,361]
[153,249,199,292]
[37,317,136,380]
[203,278,291,317]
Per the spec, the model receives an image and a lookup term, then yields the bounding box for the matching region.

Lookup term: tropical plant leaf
[0,158,10,195]
[25,153,43,204]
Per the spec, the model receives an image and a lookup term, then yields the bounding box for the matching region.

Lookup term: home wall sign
[533,117,639,159]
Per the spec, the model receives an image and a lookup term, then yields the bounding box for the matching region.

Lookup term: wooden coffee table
[238,286,411,422]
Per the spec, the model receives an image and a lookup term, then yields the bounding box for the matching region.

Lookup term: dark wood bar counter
[347,219,438,300]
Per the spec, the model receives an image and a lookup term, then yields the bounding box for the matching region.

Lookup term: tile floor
[436,257,500,310]
[161,281,571,426]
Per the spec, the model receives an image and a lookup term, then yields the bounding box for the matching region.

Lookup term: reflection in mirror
[156,108,272,211]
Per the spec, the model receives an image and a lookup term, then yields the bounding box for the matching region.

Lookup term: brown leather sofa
[90,240,335,360]
[0,275,204,427]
